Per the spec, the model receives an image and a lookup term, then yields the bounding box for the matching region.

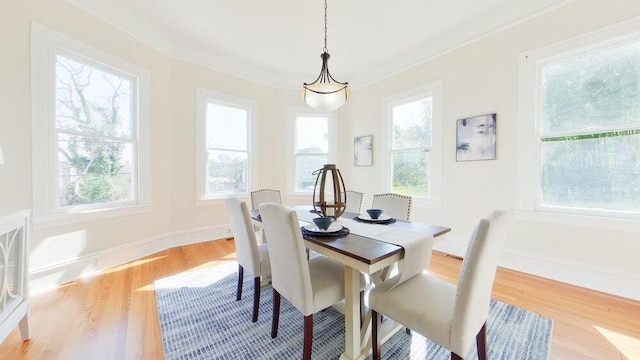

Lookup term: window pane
[541,41,640,133]
[295,154,327,192]
[207,150,247,195]
[206,103,248,150]
[296,116,328,153]
[392,149,430,197]
[392,98,432,149]
[58,134,134,206]
[540,131,640,213]
[55,55,132,138]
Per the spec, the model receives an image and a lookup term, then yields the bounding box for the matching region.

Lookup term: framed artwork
[354,135,373,166]
[456,113,497,161]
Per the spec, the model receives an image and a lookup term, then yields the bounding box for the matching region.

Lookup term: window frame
[287,107,337,197]
[195,88,258,203]
[31,23,151,228]
[516,16,640,230]
[380,81,443,208]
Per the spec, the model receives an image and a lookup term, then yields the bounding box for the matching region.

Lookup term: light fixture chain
[323,0,328,52]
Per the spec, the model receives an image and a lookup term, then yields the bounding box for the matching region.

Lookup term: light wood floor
[1,239,638,360]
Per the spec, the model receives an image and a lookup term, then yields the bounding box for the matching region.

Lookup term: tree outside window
[55,55,136,208]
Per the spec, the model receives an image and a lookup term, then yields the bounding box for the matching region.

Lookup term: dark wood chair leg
[271,289,281,338]
[372,310,381,360]
[236,265,244,301]
[252,277,260,322]
[451,352,463,360]
[303,314,313,360]
[476,321,488,360]
[360,290,365,326]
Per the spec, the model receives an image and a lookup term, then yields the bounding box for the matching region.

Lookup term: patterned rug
[155,262,553,360]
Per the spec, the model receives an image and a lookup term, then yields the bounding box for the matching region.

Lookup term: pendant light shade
[302,0,350,111]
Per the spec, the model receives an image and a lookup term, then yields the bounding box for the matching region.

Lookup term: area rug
[155,262,553,360]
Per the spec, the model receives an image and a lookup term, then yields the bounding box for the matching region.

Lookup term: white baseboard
[29,224,234,294]
[434,237,640,301]
[30,228,640,301]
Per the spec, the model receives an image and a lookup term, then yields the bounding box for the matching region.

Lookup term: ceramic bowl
[313,216,334,230]
[366,209,383,220]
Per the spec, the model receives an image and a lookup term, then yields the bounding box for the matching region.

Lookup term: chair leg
[476,321,488,360]
[303,314,313,360]
[271,289,281,338]
[252,277,260,322]
[236,265,244,301]
[372,310,381,360]
[451,352,463,360]
[360,290,365,326]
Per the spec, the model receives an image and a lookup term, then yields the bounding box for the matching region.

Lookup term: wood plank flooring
[1,239,638,359]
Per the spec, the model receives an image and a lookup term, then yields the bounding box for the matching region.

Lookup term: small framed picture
[354,135,373,166]
[456,113,497,161]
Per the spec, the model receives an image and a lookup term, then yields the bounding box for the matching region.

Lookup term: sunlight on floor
[136,259,237,292]
[594,325,640,359]
[102,255,167,275]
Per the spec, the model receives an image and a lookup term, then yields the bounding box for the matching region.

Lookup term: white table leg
[341,266,362,360]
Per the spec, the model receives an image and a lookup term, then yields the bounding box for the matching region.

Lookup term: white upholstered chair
[250,189,282,210]
[371,193,412,221]
[259,203,366,360]
[225,197,271,323]
[369,210,512,360]
[344,190,364,214]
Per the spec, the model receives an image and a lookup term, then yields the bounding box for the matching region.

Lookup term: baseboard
[30,228,640,301]
[29,224,234,294]
[434,236,640,301]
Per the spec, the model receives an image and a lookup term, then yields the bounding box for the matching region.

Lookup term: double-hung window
[381,81,442,204]
[31,23,150,226]
[196,89,257,200]
[289,109,336,194]
[517,19,640,222]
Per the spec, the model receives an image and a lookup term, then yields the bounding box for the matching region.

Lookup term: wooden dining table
[251,206,451,360]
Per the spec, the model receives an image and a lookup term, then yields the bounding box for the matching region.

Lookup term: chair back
[225,197,262,276]
[250,189,282,210]
[451,210,512,353]
[344,190,364,213]
[372,193,412,221]
[259,203,314,315]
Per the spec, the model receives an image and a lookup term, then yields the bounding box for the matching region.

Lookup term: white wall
[0,0,288,292]
[0,0,638,299]
[342,0,640,300]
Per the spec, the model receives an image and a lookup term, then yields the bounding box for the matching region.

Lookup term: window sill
[514,209,640,233]
[32,204,153,229]
[195,195,249,207]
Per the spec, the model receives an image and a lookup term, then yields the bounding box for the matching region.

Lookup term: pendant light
[302,0,351,111]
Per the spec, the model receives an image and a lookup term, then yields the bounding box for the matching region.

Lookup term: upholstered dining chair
[259,203,367,360]
[250,189,282,210]
[369,210,512,360]
[344,190,364,214]
[372,193,412,221]
[225,197,271,323]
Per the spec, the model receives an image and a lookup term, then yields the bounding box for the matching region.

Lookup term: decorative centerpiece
[312,164,346,220]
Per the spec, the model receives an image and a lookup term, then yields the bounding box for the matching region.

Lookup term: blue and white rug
[155,262,553,359]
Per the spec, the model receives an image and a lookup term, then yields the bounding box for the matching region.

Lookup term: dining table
[251,205,451,360]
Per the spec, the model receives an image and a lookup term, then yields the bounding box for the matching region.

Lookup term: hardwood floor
[1,239,638,359]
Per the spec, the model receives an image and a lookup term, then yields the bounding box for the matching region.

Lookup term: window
[31,23,150,226]
[517,18,640,222]
[381,81,442,204]
[196,89,257,200]
[288,108,336,194]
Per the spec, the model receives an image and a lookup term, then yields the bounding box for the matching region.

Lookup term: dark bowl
[313,217,334,230]
[366,209,383,220]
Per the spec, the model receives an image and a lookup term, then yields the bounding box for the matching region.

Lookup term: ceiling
[67,0,572,89]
